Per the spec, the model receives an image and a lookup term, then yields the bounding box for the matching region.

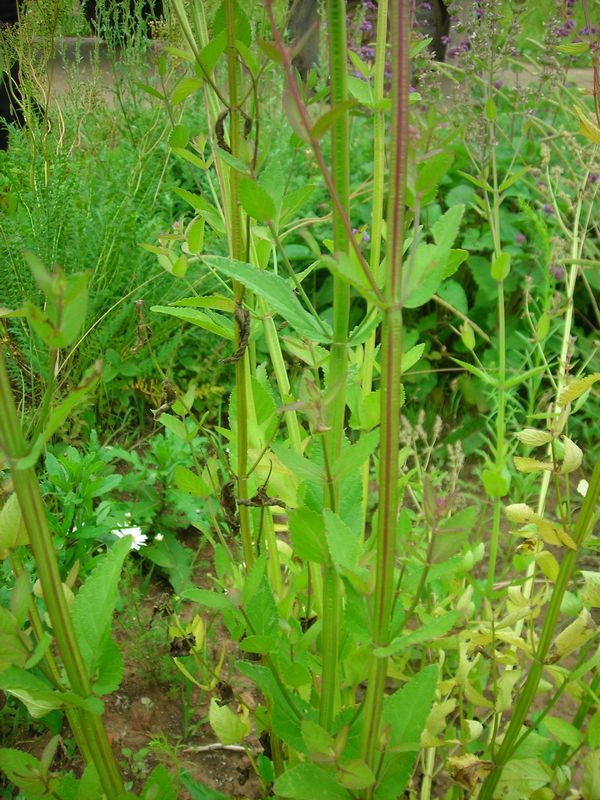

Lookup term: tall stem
[319,0,350,730]
[225,0,254,570]
[485,131,507,598]
[0,353,124,799]
[360,0,388,532]
[360,0,410,791]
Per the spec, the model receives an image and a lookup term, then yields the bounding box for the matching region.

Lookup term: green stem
[484,101,507,596]
[360,0,388,532]
[360,1,410,792]
[0,353,124,799]
[479,456,600,799]
[318,0,351,731]
[225,0,253,571]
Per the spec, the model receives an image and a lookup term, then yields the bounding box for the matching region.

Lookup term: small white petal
[577,479,589,497]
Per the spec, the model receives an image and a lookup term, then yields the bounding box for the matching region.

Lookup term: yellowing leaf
[209,698,250,745]
[0,494,28,557]
[557,372,600,406]
[534,550,559,582]
[581,572,600,608]
[515,428,554,447]
[573,105,600,146]
[448,754,493,791]
[421,698,456,746]
[560,436,583,474]
[513,457,554,473]
[505,503,536,524]
[552,609,597,660]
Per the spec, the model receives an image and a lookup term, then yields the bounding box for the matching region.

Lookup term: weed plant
[0,1,598,799]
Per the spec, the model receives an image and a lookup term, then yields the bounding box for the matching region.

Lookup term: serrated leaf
[174,466,210,497]
[338,760,375,791]
[402,342,425,372]
[301,719,334,756]
[151,305,233,340]
[171,77,203,105]
[204,256,328,341]
[71,537,131,682]
[289,507,330,565]
[557,373,600,406]
[239,177,276,222]
[169,123,189,148]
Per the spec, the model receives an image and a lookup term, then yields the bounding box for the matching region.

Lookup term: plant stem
[0,352,124,799]
[360,0,388,532]
[317,0,351,731]
[225,0,253,570]
[360,1,410,792]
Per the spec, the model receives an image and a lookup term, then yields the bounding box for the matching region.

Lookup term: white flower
[577,480,589,497]
[154,533,164,542]
[111,526,148,550]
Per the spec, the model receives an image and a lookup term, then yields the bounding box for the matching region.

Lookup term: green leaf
[485,98,497,121]
[92,632,123,695]
[169,123,189,148]
[151,306,233,340]
[0,749,47,797]
[143,536,194,595]
[0,609,28,670]
[415,151,454,198]
[324,509,368,582]
[331,430,379,482]
[197,30,227,74]
[209,698,250,745]
[142,765,176,800]
[0,493,28,554]
[338,760,376,791]
[498,166,530,193]
[403,206,464,307]
[204,256,329,341]
[174,466,210,497]
[71,538,131,682]
[134,81,164,99]
[347,76,373,105]
[402,342,425,372]
[275,763,351,800]
[311,99,356,139]
[180,587,238,614]
[450,357,496,386]
[213,1,251,46]
[256,37,284,65]
[301,719,335,756]
[376,666,438,799]
[491,251,511,281]
[215,146,251,175]
[171,77,203,105]
[482,467,510,498]
[375,611,461,657]
[544,716,583,748]
[289,507,330,565]
[431,506,478,562]
[239,177,276,222]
